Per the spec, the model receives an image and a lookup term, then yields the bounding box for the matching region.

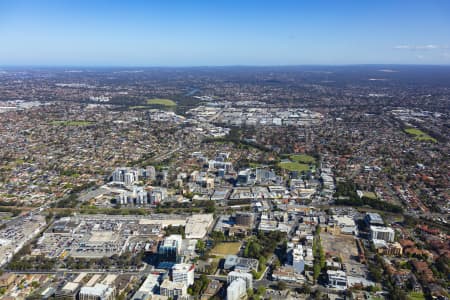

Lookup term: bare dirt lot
[320,232,367,277]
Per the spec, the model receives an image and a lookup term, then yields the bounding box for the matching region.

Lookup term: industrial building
[329,215,358,235]
[185,214,214,239]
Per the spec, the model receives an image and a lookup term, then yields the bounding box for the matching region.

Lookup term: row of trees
[188,274,210,296]
[164,225,185,238]
[202,127,273,154]
[8,255,56,271]
[64,252,144,270]
[247,286,267,300]
[334,181,403,213]
[312,226,326,282]
[155,199,216,214]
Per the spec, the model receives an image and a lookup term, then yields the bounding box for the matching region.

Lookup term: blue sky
[0,0,449,66]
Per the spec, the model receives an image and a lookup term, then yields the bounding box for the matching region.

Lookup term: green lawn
[407,292,425,300]
[210,242,241,257]
[50,120,94,126]
[404,128,437,143]
[290,154,316,164]
[363,191,377,200]
[249,162,261,168]
[147,98,176,106]
[278,161,310,172]
[129,106,148,109]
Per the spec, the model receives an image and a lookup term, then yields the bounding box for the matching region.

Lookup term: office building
[131,273,161,300]
[158,235,182,261]
[227,271,253,290]
[370,226,395,242]
[235,212,254,227]
[160,279,187,298]
[172,263,195,287]
[226,278,247,300]
[292,245,305,274]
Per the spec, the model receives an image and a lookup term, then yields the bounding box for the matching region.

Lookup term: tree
[299,284,311,294]
[313,263,321,282]
[116,293,126,300]
[319,244,326,269]
[368,262,382,282]
[247,288,254,298]
[189,274,210,296]
[257,286,266,296]
[196,240,206,253]
[210,231,225,242]
[272,257,281,269]
[277,281,287,290]
[258,256,267,272]
[244,240,262,258]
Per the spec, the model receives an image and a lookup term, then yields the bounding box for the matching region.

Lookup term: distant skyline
[1,0,450,66]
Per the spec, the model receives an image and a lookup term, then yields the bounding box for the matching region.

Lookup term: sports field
[147,98,176,106]
[278,161,310,172]
[404,128,436,142]
[210,242,241,257]
[290,154,316,164]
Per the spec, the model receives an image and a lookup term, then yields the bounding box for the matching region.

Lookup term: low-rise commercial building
[79,284,115,300]
[327,270,347,290]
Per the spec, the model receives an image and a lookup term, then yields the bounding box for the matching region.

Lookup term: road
[9,263,154,277]
[152,145,182,162]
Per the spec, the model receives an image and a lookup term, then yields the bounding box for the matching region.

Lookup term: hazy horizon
[1,0,450,66]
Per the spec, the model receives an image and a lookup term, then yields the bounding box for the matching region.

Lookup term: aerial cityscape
[0,1,449,300]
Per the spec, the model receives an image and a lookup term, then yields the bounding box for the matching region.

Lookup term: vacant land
[147,98,177,106]
[50,120,94,126]
[290,154,316,164]
[278,161,310,172]
[321,233,367,277]
[404,128,437,142]
[210,242,241,257]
